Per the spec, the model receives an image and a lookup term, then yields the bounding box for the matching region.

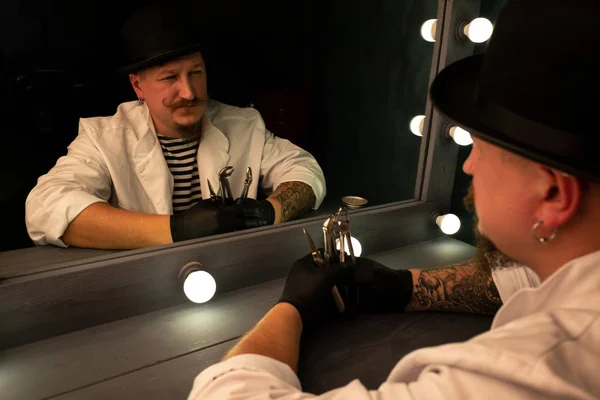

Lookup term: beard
[175,122,202,142]
[463,182,516,274]
[164,98,208,142]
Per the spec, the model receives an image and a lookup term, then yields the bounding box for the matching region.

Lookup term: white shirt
[188,251,600,399]
[25,100,326,247]
[492,263,541,302]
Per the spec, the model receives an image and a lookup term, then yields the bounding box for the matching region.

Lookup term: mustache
[162,98,209,108]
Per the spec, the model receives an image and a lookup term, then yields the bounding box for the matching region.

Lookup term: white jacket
[25,100,326,247]
[188,251,600,399]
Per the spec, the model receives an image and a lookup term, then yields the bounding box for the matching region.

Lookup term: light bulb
[335,236,363,257]
[449,126,473,146]
[183,270,217,304]
[464,18,493,43]
[421,19,437,42]
[436,214,461,235]
[410,115,425,136]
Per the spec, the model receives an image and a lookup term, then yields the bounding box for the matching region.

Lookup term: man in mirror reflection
[24,1,325,249]
[188,0,600,398]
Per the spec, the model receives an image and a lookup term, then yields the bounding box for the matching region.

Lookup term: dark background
[448,0,507,246]
[1,0,437,252]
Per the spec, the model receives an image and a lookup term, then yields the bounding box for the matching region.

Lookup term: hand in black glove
[278,252,348,328]
[236,198,276,229]
[170,198,276,242]
[341,257,414,313]
[170,199,241,242]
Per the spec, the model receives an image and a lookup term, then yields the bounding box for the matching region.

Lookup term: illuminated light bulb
[464,18,493,43]
[182,269,217,304]
[435,213,461,235]
[410,115,426,136]
[335,236,363,257]
[448,126,473,146]
[421,19,437,42]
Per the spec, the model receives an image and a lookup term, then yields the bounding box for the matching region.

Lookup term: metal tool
[207,179,218,203]
[337,207,356,264]
[302,228,345,313]
[303,228,325,265]
[218,166,235,204]
[322,216,336,264]
[321,206,357,265]
[331,208,344,261]
[238,167,253,204]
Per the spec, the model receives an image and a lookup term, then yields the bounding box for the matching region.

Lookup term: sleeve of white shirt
[187,350,551,400]
[258,126,327,210]
[25,120,112,247]
[188,354,377,400]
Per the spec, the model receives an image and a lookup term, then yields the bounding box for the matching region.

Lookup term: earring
[138,98,145,106]
[531,220,557,244]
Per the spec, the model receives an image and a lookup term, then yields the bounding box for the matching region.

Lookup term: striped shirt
[157,134,201,214]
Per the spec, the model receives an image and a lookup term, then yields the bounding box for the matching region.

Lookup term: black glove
[170,199,241,242]
[170,198,276,242]
[341,257,414,313]
[278,253,348,328]
[236,198,275,229]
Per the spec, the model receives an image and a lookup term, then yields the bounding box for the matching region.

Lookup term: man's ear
[129,73,144,99]
[536,169,582,229]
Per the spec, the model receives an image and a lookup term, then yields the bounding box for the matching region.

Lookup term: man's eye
[191,70,204,75]
[161,75,176,81]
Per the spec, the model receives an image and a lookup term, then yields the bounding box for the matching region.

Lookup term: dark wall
[449,0,507,246]
[2,1,142,251]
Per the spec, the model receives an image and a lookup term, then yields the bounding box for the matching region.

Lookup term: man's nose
[462,154,474,175]
[178,76,195,100]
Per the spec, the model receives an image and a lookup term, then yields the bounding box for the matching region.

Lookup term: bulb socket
[430,210,441,224]
[179,261,204,283]
[457,20,469,40]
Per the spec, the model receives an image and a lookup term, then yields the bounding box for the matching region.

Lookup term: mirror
[0,0,439,263]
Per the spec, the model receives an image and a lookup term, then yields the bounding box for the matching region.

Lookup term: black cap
[430,0,600,181]
[119,1,207,74]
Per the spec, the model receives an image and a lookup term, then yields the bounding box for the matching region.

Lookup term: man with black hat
[25,2,325,249]
[187,1,600,398]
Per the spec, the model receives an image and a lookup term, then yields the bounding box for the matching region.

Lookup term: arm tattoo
[404,258,502,315]
[271,181,316,222]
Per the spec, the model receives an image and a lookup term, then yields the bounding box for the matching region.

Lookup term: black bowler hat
[119,1,206,74]
[430,0,600,182]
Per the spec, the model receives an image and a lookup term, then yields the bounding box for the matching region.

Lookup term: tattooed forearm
[404,258,502,315]
[270,181,316,222]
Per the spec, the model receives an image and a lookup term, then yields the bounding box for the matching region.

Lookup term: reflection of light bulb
[421,19,437,42]
[335,236,363,257]
[410,115,425,136]
[183,271,217,303]
[449,126,473,146]
[436,214,461,235]
[464,18,493,43]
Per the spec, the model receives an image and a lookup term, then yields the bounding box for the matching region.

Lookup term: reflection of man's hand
[170,198,276,242]
[170,199,238,242]
[235,198,275,229]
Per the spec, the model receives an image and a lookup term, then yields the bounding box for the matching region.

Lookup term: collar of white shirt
[492,249,600,329]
